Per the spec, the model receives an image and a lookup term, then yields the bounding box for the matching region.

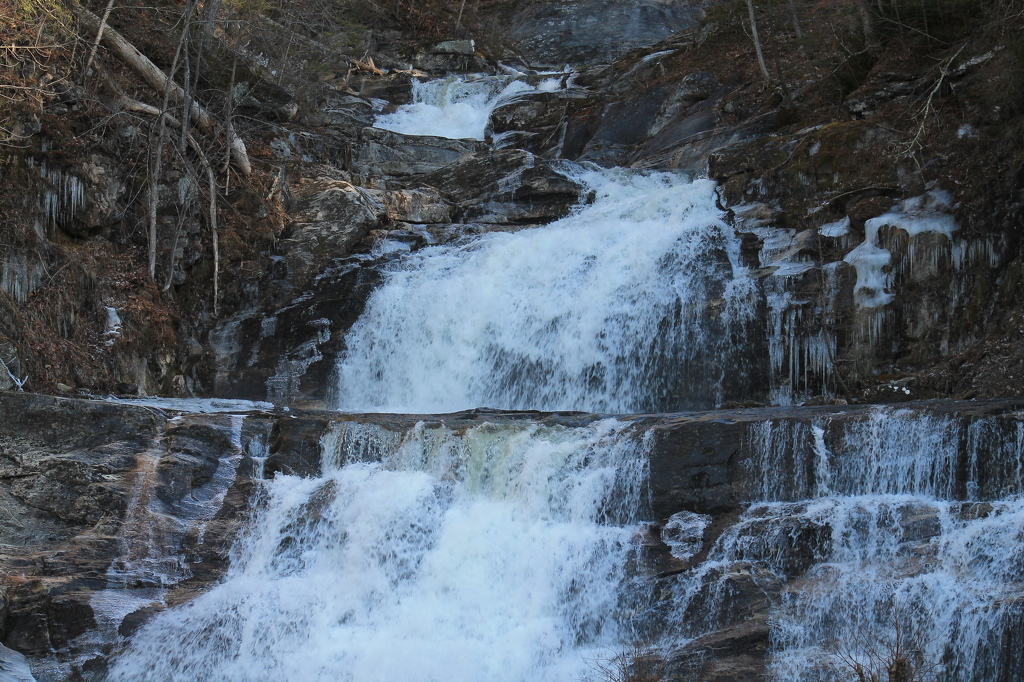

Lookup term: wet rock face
[209,256,384,407]
[0,394,267,679]
[0,643,36,682]
[350,127,487,178]
[509,0,703,66]
[419,149,586,224]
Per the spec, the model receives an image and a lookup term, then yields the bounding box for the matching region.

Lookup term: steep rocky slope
[1,0,1021,404]
[2,0,1023,680]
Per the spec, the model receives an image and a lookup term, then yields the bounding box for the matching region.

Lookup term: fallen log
[75,5,251,176]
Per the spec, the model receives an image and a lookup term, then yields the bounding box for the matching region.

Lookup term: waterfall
[106,420,650,682]
[100,72,1024,682]
[335,167,756,414]
[374,75,534,140]
[655,408,1024,681]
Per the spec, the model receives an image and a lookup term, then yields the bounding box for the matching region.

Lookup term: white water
[102,396,274,413]
[335,167,754,413]
[659,408,1024,681]
[107,420,649,682]
[374,75,533,140]
[102,73,1024,682]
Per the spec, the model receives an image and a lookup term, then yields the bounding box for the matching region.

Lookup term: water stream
[104,75,1024,682]
[107,420,650,682]
[660,410,1024,681]
[335,166,755,414]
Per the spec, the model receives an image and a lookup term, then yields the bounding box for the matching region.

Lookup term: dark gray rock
[489,91,569,136]
[430,40,476,56]
[351,70,427,106]
[488,88,596,156]
[321,92,375,129]
[265,416,331,478]
[156,423,235,505]
[365,188,453,224]
[0,394,266,677]
[418,149,585,224]
[207,257,384,406]
[509,0,703,67]
[282,177,387,289]
[413,52,488,74]
[350,127,487,178]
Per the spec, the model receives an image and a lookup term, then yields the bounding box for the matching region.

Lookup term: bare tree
[746,0,772,83]
[857,0,881,52]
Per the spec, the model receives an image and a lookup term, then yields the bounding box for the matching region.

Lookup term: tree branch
[74,5,251,176]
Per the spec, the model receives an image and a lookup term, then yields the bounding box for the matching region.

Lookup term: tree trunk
[857,0,880,52]
[122,98,220,311]
[81,0,117,83]
[74,6,251,176]
[746,0,772,83]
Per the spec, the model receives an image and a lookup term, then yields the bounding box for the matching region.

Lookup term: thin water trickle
[657,409,1024,681]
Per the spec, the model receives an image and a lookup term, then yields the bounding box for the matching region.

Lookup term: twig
[900,43,968,157]
[745,0,772,83]
[80,0,116,84]
[121,98,220,313]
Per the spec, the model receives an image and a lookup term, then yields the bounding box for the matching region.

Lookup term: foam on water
[374,75,533,140]
[334,167,755,414]
[658,408,1024,681]
[106,420,650,682]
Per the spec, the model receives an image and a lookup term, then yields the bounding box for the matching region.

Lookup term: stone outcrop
[508,0,703,66]
[349,127,487,179]
[2,391,1022,679]
[282,177,387,290]
[419,149,586,224]
[0,392,269,679]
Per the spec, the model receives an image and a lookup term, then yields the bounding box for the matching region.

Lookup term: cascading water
[101,72,1024,682]
[335,167,756,413]
[106,420,650,682]
[374,75,537,140]
[653,408,1024,681]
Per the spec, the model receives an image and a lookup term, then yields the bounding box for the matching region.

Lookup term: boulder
[321,92,375,129]
[413,52,488,73]
[489,90,568,136]
[430,40,476,56]
[155,422,235,505]
[350,127,487,178]
[282,177,387,288]
[411,39,487,73]
[418,149,585,224]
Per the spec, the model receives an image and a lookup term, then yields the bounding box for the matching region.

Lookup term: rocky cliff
[0,0,1020,405]
[2,0,1023,680]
